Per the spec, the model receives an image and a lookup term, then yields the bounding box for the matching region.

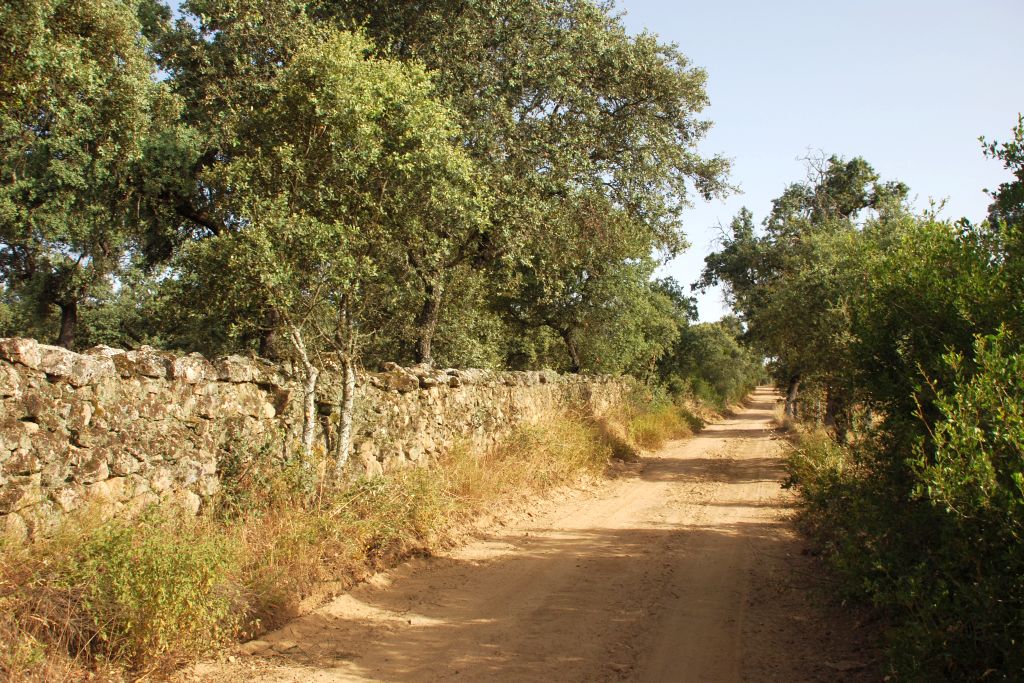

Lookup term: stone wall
[0,338,629,540]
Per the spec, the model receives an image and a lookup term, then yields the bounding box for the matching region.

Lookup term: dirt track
[194,387,878,682]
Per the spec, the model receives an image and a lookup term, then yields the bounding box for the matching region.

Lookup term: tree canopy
[0,0,734,382]
[0,0,171,347]
[0,0,755,466]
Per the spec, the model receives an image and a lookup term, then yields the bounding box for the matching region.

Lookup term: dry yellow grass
[0,401,701,680]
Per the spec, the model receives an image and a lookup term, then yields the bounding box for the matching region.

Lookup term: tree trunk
[288,325,319,471]
[784,375,800,419]
[415,279,443,366]
[334,296,357,481]
[56,300,78,349]
[259,307,284,360]
[560,328,582,374]
[824,385,849,443]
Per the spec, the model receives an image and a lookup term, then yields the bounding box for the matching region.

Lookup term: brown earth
[188,387,880,682]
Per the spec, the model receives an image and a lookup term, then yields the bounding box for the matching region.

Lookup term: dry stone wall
[0,338,630,540]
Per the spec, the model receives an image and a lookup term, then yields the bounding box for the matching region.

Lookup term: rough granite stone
[0,338,41,369]
[172,353,215,384]
[215,355,260,383]
[39,345,115,387]
[0,339,629,539]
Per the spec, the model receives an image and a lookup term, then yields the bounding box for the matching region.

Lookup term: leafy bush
[1,510,241,679]
[783,427,880,580]
[658,318,766,409]
[786,332,1024,679]
[900,330,1024,678]
[61,513,242,665]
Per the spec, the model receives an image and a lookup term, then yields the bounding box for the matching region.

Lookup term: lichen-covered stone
[0,419,36,457]
[85,345,126,359]
[0,338,41,369]
[417,369,449,388]
[215,355,259,383]
[3,450,41,476]
[71,450,109,484]
[166,489,201,516]
[121,347,172,379]
[109,451,141,477]
[51,484,83,512]
[0,474,41,514]
[87,477,127,505]
[197,476,220,497]
[39,345,115,387]
[0,339,629,539]
[383,370,420,393]
[172,353,215,384]
[147,468,173,493]
[0,364,21,399]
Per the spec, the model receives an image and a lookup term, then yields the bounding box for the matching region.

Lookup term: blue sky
[616,0,1024,319]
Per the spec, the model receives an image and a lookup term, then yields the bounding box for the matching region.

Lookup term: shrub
[0,510,242,679]
[785,333,1024,679]
[901,330,1024,678]
[63,513,241,666]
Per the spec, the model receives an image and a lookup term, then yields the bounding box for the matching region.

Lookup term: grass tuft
[625,404,703,451]
[1,509,242,680]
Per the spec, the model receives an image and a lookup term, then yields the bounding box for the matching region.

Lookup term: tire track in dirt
[190,387,879,682]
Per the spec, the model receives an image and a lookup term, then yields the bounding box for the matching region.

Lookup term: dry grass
[443,409,614,507]
[784,426,861,490]
[773,401,796,433]
[0,402,702,680]
[626,405,690,449]
[0,509,243,682]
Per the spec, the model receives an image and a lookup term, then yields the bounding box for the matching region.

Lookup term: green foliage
[922,331,1024,520]
[326,0,729,366]
[0,510,241,676]
[982,114,1024,230]
[700,155,909,403]
[499,254,685,374]
[789,357,1024,680]
[783,429,896,599]
[657,317,765,408]
[769,123,1024,680]
[1,0,733,379]
[900,330,1024,677]
[171,27,489,363]
[58,512,241,666]
[0,0,172,348]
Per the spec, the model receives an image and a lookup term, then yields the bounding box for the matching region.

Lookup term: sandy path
[195,387,878,682]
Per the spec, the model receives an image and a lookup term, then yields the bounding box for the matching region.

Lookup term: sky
[615,0,1024,321]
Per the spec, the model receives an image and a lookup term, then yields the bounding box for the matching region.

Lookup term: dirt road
[198,387,877,682]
